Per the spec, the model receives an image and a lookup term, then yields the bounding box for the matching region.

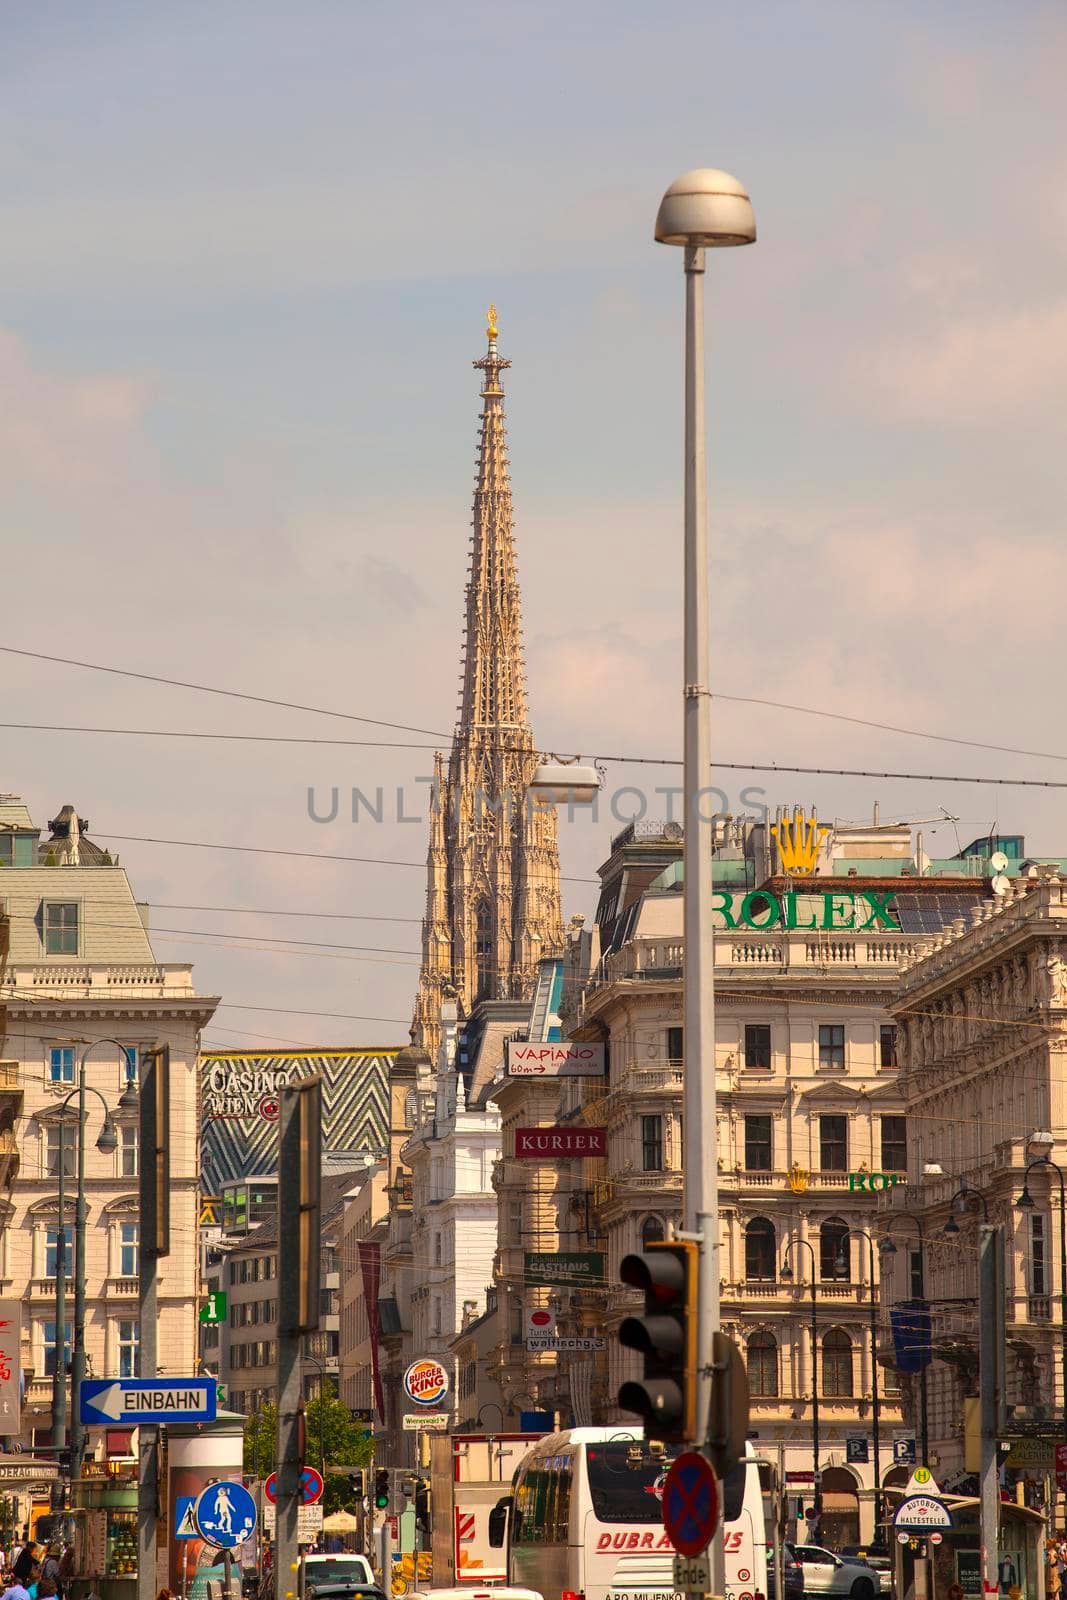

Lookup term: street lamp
[50,1038,138,1484]
[1016,1144,1067,1442]
[841,1230,883,1536]
[945,1181,989,1232]
[303,1349,331,1476]
[879,1212,930,1465]
[654,167,754,1590]
[781,1237,821,1524]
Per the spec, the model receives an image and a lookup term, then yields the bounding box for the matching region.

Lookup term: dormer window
[44,901,79,956]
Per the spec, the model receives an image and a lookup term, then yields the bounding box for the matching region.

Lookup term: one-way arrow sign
[79,1377,217,1426]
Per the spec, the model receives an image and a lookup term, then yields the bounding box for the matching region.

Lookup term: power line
[155,901,422,925]
[6,641,1067,767]
[93,830,600,884]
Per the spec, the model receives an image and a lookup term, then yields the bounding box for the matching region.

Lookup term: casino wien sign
[711,891,899,933]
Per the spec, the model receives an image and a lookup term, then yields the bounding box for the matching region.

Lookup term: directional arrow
[80,1377,217,1426]
[90,1384,123,1421]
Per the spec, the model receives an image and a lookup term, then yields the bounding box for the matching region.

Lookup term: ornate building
[411,309,563,1058]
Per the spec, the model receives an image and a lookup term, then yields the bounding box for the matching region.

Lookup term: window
[640,1216,665,1247]
[475,901,493,1001]
[119,1123,139,1178]
[641,1115,664,1172]
[822,1328,854,1397]
[42,1320,71,1379]
[881,1116,907,1173]
[747,1331,778,1398]
[744,1115,773,1172]
[820,1218,850,1281]
[819,1115,848,1172]
[434,1234,442,1267]
[49,1046,75,1085]
[745,1217,776,1282]
[879,1025,898,1068]
[1030,1213,1047,1297]
[744,1025,772,1070]
[666,1026,684,1063]
[46,1226,73,1279]
[118,1320,140,1378]
[909,1248,924,1300]
[44,902,79,956]
[120,1223,138,1278]
[818,1025,845,1070]
[46,1125,76,1177]
[121,1045,139,1085]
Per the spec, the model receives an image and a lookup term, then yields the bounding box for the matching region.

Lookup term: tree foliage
[243,1384,375,1512]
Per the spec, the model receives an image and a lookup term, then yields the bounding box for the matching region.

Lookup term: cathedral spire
[412,310,563,1061]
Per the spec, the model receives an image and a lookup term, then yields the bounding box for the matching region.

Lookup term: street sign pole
[138,1045,169,1600]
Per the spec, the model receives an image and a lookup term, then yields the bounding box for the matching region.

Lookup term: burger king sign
[404,1358,450,1408]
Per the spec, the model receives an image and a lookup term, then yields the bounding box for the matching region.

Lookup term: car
[304,1585,386,1600]
[408,1590,544,1600]
[767,1549,805,1600]
[839,1547,893,1588]
[301,1557,377,1596]
[785,1543,882,1600]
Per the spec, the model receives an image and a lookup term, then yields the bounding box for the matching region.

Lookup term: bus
[492,1428,767,1600]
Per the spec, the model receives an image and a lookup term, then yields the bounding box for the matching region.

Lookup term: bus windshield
[585,1441,679,1522]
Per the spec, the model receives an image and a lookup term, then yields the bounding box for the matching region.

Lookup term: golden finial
[487,303,498,341]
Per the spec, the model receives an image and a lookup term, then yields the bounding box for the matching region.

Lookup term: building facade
[338,1163,388,1416]
[0,794,217,1448]
[885,871,1067,1489]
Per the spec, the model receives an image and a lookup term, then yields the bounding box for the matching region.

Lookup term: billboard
[505,1041,605,1077]
[514,1127,606,1158]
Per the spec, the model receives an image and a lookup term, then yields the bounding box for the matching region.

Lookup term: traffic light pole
[681,244,723,1595]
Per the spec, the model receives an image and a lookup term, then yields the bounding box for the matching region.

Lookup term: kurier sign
[515,1127,607,1159]
[710,890,899,932]
[506,1041,606,1078]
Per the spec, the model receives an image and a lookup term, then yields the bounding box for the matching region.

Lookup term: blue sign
[194,1480,258,1549]
[175,1496,199,1541]
[80,1377,217,1426]
[891,1301,932,1373]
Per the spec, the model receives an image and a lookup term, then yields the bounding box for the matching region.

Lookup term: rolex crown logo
[788,1164,810,1194]
[770,807,832,877]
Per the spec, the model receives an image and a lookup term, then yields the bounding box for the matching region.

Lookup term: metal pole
[276,1090,305,1600]
[137,1049,161,1600]
[681,240,722,1592]
[51,1120,68,1461]
[810,1270,821,1525]
[978,1225,1001,1599]
[867,1235,882,1540]
[69,1055,89,1479]
[918,1236,930,1467]
[1055,1164,1067,1446]
[774,1442,786,1600]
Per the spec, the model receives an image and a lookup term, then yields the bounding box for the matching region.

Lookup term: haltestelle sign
[515,1127,607,1159]
[712,890,899,932]
[505,1041,606,1078]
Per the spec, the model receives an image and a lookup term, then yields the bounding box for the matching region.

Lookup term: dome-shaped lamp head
[655,169,756,249]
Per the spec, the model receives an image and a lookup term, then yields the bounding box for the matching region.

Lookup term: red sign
[662,1451,719,1557]
[515,1127,607,1159]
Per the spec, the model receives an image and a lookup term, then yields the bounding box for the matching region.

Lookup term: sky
[2,0,1066,1050]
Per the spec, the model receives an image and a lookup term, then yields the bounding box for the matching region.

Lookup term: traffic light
[374,1469,389,1510]
[617,1240,698,1443]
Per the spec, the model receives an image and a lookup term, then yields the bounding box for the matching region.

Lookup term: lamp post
[303,1350,331,1477]
[1015,1142,1067,1442]
[843,1229,883,1537]
[879,1212,930,1465]
[944,1183,999,1596]
[781,1237,821,1525]
[55,1039,138,1484]
[654,166,754,1593]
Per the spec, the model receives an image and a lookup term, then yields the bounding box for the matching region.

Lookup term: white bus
[492,1428,767,1600]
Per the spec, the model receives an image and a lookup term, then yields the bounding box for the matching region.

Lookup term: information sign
[80,1376,217,1425]
[195,1480,258,1548]
[893,1494,953,1531]
[262,1503,323,1542]
[674,1555,711,1593]
[662,1451,719,1558]
[199,1292,228,1324]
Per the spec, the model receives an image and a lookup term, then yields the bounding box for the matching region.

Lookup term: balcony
[3,962,196,997]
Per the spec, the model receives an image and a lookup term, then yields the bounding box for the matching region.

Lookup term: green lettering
[870,1172,888,1192]
[741,892,782,929]
[784,891,819,930]
[849,1172,868,1192]
[711,892,737,930]
[860,890,898,929]
[821,893,855,930]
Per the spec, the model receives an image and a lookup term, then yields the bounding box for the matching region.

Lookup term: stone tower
[412,309,563,1058]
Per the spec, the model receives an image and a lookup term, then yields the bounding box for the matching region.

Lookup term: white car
[301,1555,377,1595]
[787,1544,882,1599]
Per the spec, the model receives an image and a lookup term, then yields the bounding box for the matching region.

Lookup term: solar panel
[892,891,985,934]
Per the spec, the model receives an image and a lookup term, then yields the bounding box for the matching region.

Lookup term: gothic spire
[411,309,563,1062]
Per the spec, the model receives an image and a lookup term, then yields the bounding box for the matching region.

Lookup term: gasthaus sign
[505,1041,606,1077]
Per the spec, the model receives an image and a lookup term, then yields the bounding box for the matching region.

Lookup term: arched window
[475,901,493,1000]
[821,1218,850,1281]
[747,1331,778,1398]
[822,1328,854,1397]
[745,1217,776,1282]
[641,1216,665,1247]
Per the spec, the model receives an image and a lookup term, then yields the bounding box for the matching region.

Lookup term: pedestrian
[11,1549,34,1586]
[40,1550,61,1600]
[1,1571,33,1600]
